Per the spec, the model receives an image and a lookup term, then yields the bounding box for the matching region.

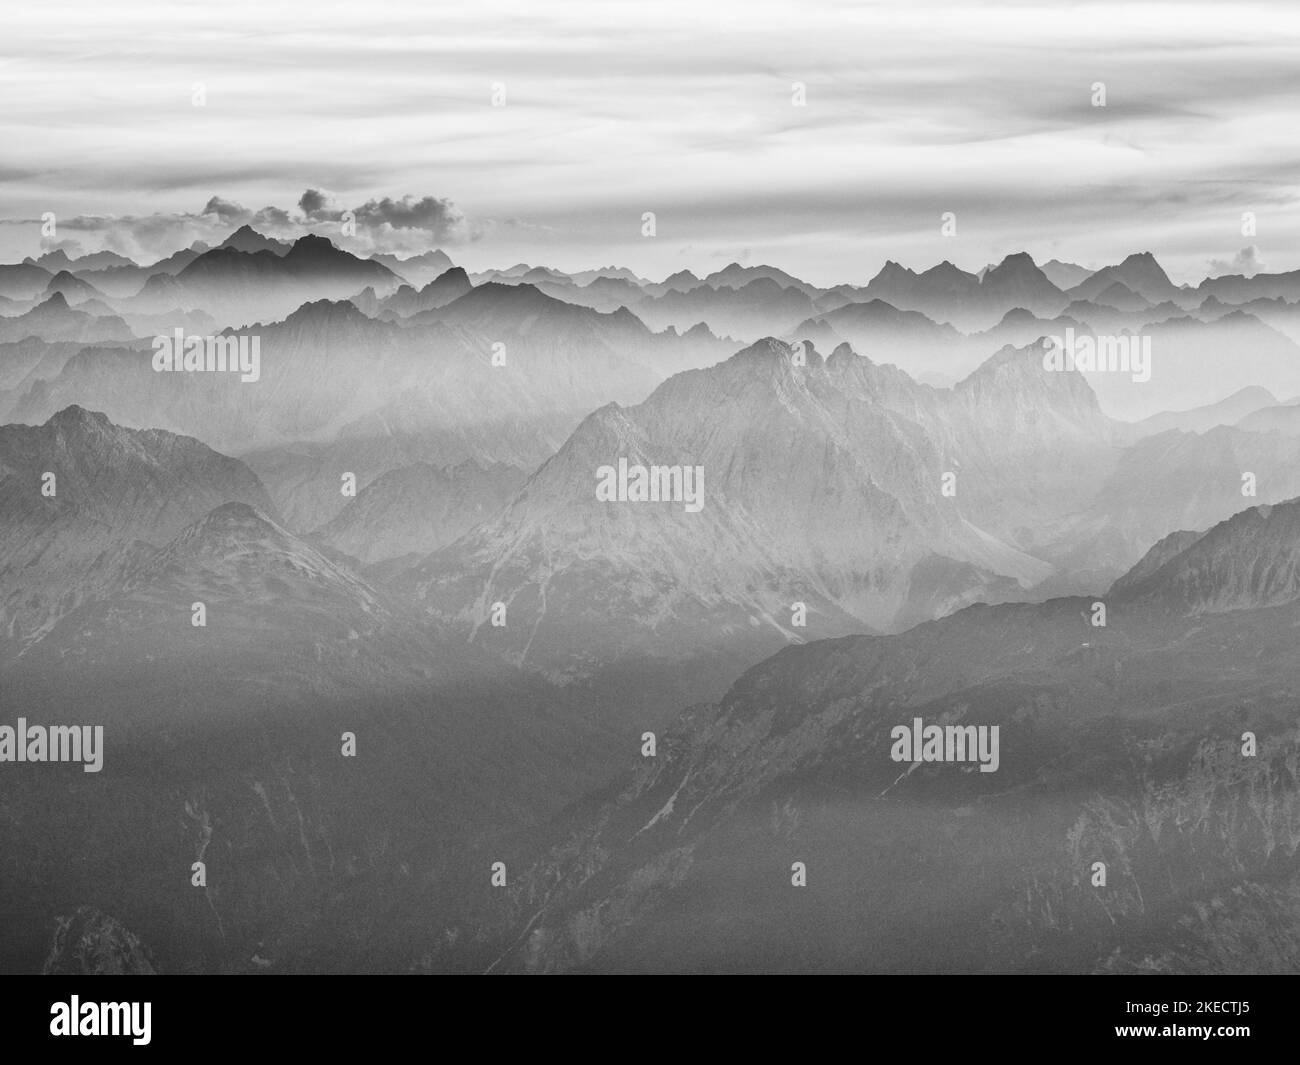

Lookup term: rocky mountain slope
[415,496,1300,973]
[0,406,277,655]
[404,337,1119,713]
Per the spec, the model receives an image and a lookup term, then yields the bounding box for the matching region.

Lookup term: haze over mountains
[426,497,1300,973]
[3,226,1300,974]
[407,337,1114,708]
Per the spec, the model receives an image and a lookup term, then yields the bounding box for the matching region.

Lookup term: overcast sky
[3,0,1299,284]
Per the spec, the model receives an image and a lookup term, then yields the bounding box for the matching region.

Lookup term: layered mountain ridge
[417,491,1300,973]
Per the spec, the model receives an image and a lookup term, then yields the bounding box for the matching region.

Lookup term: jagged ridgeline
[3,234,1300,972]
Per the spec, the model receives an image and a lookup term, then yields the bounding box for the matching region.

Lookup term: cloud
[0,189,480,262]
[354,194,463,235]
[5,1,1300,279]
[252,205,293,228]
[499,216,556,235]
[1207,245,1266,277]
[202,196,252,226]
[299,189,479,244]
[298,188,342,221]
[37,237,86,257]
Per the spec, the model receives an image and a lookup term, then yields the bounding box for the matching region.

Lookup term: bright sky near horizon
[3,0,1299,284]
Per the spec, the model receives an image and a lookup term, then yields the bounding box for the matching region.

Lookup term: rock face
[7,234,1300,977]
[0,406,279,656]
[312,460,526,563]
[8,283,727,524]
[0,481,623,976]
[405,337,1118,713]
[1110,498,1300,613]
[42,908,157,975]
[418,496,1300,974]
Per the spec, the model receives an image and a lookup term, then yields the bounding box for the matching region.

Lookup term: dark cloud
[353,194,465,237]
[298,188,342,221]
[252,205,293,228]
[291,190,476,242]
[201,196,252,226]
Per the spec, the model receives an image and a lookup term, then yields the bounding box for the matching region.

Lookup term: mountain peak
[45,404,113,432]
[874,259,915,280]
[469,280,553,307]
[987,251,1038,275]
[827,341,860,365]
[921,260,970,279]
[998,307,1039,324]
[284,233,346,261]
[1120,250,1159,266]
[283,298,372,326]
[729,336,796,365]
[1117,251,1170,276]
[219,224,289,255]
[225,224,261,238]
[425,265,470,288]
[138,500,385,617]
[1112,496,1300,613]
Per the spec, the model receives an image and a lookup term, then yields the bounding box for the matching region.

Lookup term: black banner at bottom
[0,974,1288,1053]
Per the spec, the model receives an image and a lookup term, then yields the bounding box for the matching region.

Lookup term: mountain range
[414,495,1300,973]
[5,226,1300,975]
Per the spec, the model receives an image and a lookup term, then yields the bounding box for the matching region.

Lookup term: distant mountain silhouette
[0,292,134,345]
[218,224,291,256]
